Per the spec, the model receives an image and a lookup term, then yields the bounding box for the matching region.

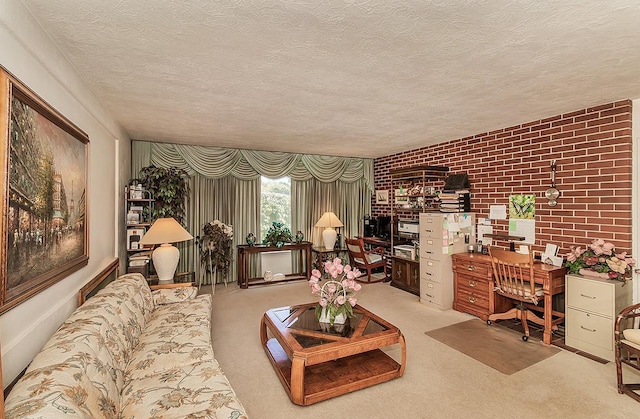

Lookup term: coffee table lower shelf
[265,337,402,405]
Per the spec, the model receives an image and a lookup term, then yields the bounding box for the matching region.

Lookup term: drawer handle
[580,325,596,333]
[468,280,477,287]
[580,293,596,299]
[425,293,434,298]
[468,296,477,304]
[466,265,476,271]
[424,271,433,276]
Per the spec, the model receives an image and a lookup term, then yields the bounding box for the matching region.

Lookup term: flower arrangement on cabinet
[308,258,362,324]
[564,238,635,282]
[197,220,234,277]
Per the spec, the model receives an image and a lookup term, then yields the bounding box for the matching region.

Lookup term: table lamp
[315,212,343,249]
[139,217,193,283]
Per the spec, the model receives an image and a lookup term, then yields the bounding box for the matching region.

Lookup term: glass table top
[272,305,388,349]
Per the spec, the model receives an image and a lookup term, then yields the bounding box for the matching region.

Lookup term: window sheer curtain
[132,140,372,284]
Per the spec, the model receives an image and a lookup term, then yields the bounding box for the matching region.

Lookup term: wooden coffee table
[260,302,406,405]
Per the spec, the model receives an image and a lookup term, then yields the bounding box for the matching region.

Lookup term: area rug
[425,319,561,375]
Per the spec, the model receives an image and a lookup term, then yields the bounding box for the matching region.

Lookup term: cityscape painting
[0,67,89,313]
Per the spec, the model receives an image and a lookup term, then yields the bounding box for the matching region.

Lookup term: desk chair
[345,237,388,283]
[487,246,547,341]
[615,302,640,402]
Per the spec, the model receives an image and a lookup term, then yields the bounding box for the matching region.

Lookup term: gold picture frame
[0,66,89,314]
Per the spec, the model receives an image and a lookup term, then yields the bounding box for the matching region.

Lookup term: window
[260,176,291,238]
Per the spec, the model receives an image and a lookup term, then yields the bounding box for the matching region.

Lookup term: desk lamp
[139,217,193,283]
[315,212,343,249]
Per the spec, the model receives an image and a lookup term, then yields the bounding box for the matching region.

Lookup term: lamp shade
[314,212,343,228]
[139,218,193,283]
[139,217,193,245]
[315,212,343,249]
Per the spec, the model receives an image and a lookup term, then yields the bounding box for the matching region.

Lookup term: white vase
[319,306,346,325]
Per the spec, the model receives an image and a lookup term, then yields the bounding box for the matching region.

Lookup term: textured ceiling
[21,0,640,158]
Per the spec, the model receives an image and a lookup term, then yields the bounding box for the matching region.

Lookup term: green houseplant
[138,166,190,225]
[263,221,292,248]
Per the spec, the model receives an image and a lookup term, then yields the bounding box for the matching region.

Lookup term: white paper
[489,205,507,220]
[509,219,535,244]
[458,213,473,229]
[477,225,493,246]
[544,243,558,257]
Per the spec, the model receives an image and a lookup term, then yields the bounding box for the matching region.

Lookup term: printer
[397,219,419,239]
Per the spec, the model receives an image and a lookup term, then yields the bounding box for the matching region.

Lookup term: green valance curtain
[132,141,374,187]
[131,140,373,285]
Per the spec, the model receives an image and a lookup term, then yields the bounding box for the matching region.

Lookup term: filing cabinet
[565,274,632,361]
[419,212,474,310]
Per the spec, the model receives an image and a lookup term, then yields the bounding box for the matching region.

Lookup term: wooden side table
[237,241,312,288]
[311,246,347,273]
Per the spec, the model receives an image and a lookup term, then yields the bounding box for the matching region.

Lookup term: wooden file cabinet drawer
[453,258,491,279]
[452,253,493,320]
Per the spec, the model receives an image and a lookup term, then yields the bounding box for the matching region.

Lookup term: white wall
[0,0,130,387]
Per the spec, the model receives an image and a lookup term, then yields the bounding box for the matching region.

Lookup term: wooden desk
[358,236,391,248]
[237,241,312,288]
[452,253,566,345]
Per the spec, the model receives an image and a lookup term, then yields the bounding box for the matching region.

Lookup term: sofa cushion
[152,286,198,305]
[126,295,214,380]
[120,358,247,419]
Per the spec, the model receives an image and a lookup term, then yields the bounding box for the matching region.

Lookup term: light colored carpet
[204,281,640,419]
[425,319,561,375]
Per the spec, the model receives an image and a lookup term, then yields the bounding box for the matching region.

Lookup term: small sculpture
[246,232,256,246]
[295,230,305,243]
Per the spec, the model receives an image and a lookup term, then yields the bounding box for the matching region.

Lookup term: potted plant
[263,221,292,248]
[138,165,190,225]
[196,220,234,283]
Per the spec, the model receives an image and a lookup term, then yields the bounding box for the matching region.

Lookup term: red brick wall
[372,100,633,256]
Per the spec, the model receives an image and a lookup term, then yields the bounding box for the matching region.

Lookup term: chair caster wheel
[522,335,528,342]
[486,320,492,325]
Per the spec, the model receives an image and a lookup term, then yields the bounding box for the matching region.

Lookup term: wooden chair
[345,237,388,283]
[615,302,640,402]
[487,246,550,341]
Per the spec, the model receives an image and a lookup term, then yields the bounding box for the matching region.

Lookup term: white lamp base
[152,243,179,283]
[322,227,337,250]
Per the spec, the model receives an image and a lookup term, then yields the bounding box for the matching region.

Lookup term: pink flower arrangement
[565,238,635,282]
[308,258,362,323]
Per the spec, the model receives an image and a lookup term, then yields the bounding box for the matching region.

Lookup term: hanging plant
[138,165,190,225]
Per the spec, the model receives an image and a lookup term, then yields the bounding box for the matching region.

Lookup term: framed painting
[375,190,389,205]
[0,66,89,314]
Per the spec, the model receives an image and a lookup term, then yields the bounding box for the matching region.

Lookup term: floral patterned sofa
[4,273,247,418]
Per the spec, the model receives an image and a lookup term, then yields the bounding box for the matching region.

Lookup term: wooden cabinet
[565,274,632,361]
[419,212,474,310]
[391,256,420,295]
[451,253,497,320]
